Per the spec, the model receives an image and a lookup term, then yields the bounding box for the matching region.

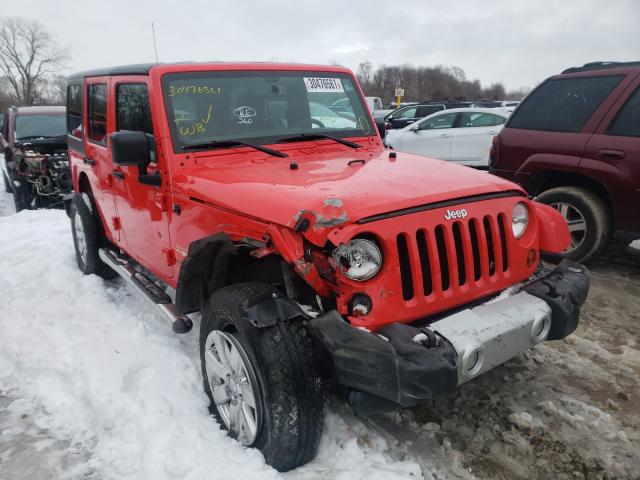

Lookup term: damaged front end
[306,260,589,415]
[11,142,71,208]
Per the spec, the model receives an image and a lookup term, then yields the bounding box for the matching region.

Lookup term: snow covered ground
[0,192,421,480]
[1,191,639,479]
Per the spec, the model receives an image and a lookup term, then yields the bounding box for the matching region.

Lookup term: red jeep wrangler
[64,62,589,471]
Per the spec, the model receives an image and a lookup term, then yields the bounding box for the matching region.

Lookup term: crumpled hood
[174,146,523,242]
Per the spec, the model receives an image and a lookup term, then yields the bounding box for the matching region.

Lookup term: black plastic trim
[524,259,590,340]
[356,190,525,224]
[307,312,458,409]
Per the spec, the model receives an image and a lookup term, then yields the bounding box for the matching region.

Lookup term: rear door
[85,77,120,241]
[110,79,174,277]
[451,112,507,166]
[582,75,640,231]
[400,111,458,160]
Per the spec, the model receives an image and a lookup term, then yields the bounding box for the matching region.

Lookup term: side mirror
[111,131,161,187]
[111,131,151,166]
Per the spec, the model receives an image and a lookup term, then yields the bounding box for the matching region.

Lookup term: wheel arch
[526,170,614,228]
[175,233,289,315]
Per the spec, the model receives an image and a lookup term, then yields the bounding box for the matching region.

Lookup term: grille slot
[416,229,433,295]
[469,220,482,280]
[497,214,509,272]
[434,226,450,291]
[396,234,414,300]
[452,222,466,286]
[483,216,496,276]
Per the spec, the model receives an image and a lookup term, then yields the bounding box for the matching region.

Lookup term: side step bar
[98,248,193,333]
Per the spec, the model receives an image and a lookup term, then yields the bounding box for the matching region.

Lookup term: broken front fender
[532,201,571,253]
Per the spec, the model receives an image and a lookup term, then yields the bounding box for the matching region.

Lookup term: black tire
[2,152,11,193]
[11,177,31,212]
[69,194,116,278]
[2,172,10,193]
[536,186,611,263]
[200,282,324,472]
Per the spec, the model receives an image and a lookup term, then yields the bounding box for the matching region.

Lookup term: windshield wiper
[275,133,360,149]
[182,139,288,158]
[16,135,59,141]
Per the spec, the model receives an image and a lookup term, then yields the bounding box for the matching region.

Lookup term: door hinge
[162,248,176,266]
[111,216,121,230]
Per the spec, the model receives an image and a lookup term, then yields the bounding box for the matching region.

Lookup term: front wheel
[200,282,324,472]
[11,177,31,212]
[536,186,611,263]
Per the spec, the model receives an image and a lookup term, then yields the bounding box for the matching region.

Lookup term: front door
[109,80,174,278]
[581,81,640,231]
[401,111,458,160]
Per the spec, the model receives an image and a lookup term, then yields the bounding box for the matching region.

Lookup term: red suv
[490,61,640,262]
[64,62,589,471]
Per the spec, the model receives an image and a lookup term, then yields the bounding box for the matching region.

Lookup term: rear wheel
[536,186,611,263]
[69,194,116,278]
[200,282,324,472]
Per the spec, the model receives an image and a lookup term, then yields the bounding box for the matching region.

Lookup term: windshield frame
[160,70,376,154]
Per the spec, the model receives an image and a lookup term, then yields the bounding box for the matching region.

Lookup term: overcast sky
[3,0,638,91]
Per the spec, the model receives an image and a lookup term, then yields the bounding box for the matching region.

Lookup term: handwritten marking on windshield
[178,104,213,137]
[168,85,222,96]
[233,106,257,124]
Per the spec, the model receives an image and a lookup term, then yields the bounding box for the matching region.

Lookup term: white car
[500,101,520,112]
[384,108,510,167]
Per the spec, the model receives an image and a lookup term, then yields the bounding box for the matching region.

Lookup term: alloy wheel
[204,330,260,445]
[550,201,587,252]
[74,210,88,265]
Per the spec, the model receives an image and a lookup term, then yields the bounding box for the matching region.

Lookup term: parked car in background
[384,101,480,131]
[365,96,384,113]
[1,106,71,210]
[385,107,509,167]
[490,61,640,262]
[500,100,520,112]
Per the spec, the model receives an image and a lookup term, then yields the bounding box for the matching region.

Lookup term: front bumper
[308,260,589,414]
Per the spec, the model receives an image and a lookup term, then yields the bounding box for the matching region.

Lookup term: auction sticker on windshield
[304,77,344,93]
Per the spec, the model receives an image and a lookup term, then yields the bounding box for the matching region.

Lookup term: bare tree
[0,17,68,105]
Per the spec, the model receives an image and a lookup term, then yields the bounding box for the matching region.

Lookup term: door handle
[487,131,497,135]
[596,149,626,160]
[111,170,125,180]
[440,133,450,138]
[83,157,96,166]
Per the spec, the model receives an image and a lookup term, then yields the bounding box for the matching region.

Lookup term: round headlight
[332,239,382,281]
[512,202,529,239]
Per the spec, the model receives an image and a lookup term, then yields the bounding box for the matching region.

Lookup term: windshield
[15,114,66,140]
[162,71,375,151]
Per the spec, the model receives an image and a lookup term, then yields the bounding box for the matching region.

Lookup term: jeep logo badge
[444,208,468,220]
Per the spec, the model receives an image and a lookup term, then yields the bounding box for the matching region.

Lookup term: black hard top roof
[67,63,159,81]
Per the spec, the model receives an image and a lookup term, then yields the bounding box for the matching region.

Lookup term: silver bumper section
[427,291,552,384]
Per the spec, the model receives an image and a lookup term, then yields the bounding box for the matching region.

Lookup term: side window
[88,83,107,144]
[67,84,83,138]
[416,105,443,117]
[396,107,417,119]
[419,112,457,130]
[493,115,506,126]
[606,86,640,137]
[508,76,623,132]
[117,84,153,134]
[461,112,502,128]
